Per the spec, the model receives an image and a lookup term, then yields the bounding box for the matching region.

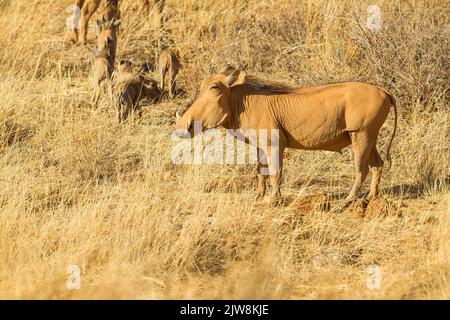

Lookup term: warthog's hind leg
[345,132,373,203]
[159,66,166,96]
[105,74,113,106]
[368,146,384,200]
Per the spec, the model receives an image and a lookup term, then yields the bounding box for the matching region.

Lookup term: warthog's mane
[242,75,298,94]
[181,74,298,112]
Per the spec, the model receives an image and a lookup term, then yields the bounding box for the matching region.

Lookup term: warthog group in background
[68,0,164,45]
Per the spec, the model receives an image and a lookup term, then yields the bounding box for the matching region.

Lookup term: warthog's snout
[174,111,195,138]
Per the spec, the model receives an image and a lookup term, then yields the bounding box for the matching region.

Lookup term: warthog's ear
[226,69,246,87]
[97,19,105,31]
[219,64,235,76]
[113,19,122,27]
[119,59,131,68]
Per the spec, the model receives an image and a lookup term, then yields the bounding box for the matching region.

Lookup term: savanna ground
[0,0,448,299]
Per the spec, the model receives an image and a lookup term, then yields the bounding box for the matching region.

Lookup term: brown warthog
[91,45,114,106]
[175,67,398,205]
[159,49,181,99]
[97,18,121,65]
[69,0,120,45]
[116,60,142,84]
[67,0,100,45]
[115,60,160,122]
[68,0,164,45]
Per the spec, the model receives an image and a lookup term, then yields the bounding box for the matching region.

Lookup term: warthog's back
[159,49,181,71]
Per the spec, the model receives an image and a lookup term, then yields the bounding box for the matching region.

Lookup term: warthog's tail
[385,93,398,171]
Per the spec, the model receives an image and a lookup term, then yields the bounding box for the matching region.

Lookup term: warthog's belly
[286,130,351,152]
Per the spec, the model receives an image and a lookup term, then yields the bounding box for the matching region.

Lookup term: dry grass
[0,0,448,299]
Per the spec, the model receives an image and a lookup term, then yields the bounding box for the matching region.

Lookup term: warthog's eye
[209,83,220,91]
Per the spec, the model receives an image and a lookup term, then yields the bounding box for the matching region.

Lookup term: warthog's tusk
[187,115,192,129]
[175,111,182,119]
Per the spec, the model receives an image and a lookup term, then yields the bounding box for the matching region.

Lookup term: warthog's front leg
[255,163,268,200]
[79,0,101,45]
[268,155,283,206]
[92,84,101,106]
[67,28,79,44]
[257,144,284,205]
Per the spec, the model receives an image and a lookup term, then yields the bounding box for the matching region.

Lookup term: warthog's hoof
[67,38,77,45]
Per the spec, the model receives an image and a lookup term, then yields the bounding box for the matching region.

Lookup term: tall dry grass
[0,0,448,299]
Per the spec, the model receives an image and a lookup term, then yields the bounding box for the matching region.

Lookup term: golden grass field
[0,0,448,299]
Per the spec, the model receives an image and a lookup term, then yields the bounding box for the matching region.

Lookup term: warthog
[159,49,181,99]
[102,0,120,22]
[97,18,121,65]
[68,0,163,45]
[91,45,114,106]
[115,60,160,122]
[68,0,101,45]
[67,0,165,44]
[175,66,398,205]
[67,0,119,45]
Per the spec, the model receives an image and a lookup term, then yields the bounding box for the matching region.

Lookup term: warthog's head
[118,59,133,73]
[143,79,160,102]
[175,65,246,137]
[96,18,121,51]
[97,18,121,33]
